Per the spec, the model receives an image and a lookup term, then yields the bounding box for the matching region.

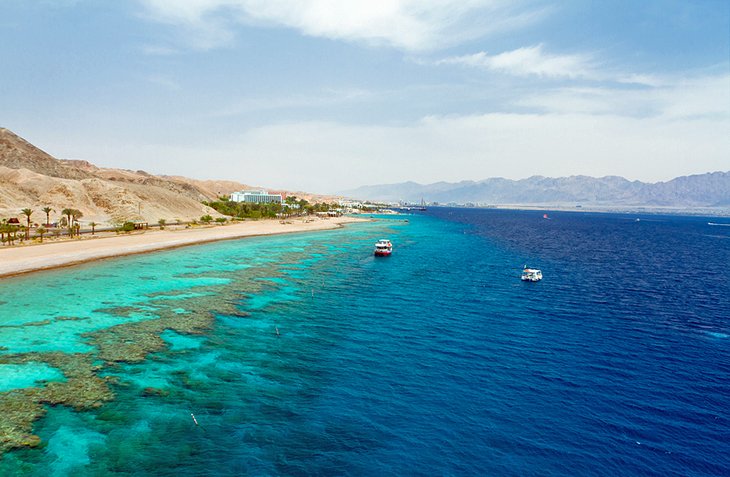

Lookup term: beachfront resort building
[230,190,283,204]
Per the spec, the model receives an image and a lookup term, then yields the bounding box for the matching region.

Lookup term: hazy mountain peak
[342,172,730,209]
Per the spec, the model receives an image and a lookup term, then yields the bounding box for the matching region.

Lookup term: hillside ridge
[1,128,340,225]
[0,129,239,224]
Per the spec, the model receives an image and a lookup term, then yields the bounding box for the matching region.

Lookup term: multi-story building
[230,190,283,204]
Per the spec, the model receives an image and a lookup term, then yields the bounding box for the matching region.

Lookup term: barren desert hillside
[0,128,341,226]
[0,128,234,225]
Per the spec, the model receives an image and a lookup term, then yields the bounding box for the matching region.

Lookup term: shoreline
[0,216,367,279]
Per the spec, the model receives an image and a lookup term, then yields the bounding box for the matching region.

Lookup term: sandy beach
[0,216,366,279]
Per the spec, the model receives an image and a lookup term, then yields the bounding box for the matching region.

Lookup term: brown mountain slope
[161,176,255,199]
[0,128,91,180]
[0,166,222,225]
[0,129,226,225]
[0,128,339,226]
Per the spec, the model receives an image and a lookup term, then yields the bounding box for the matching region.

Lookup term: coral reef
[0,352,113,453]
[0,255,307,455]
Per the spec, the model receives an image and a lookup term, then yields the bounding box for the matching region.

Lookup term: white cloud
[92,106,726,192]
[517,73,730,120]
[220,73,727,190]
[137,0,547,50]
[71,68,726,192]
[437,44,596,79]
[219,110,728,192]
[208,88,374,118]
[615,74,665,87]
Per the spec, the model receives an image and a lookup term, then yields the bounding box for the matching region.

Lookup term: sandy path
[0,216,366,278]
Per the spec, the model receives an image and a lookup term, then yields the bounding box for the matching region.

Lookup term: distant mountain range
[343,173,730,209]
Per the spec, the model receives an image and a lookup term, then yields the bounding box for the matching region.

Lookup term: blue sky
[1,0,728,192]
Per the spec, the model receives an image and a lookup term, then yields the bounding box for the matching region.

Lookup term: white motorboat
[521,266,542,282]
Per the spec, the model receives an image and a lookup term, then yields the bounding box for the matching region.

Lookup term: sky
[1,0,728,193]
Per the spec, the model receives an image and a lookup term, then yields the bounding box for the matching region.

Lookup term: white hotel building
[230,190,283,204]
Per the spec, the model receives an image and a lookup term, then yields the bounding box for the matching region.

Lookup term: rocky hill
[343,172,730,209]
[0,128,238,225]
[1,128,342,226]
[0,128,91,180]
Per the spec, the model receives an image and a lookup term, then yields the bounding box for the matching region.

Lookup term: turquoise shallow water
[0,363,65,392]
[0,212,728,476]
[0,219,403,474]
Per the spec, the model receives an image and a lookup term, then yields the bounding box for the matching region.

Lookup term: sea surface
[0,209,728,476]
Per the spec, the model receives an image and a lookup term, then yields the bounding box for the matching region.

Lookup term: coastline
[428,204,730,218]
[0,216,366,279]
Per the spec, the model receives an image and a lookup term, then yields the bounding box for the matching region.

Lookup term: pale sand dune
[0,216,366,278]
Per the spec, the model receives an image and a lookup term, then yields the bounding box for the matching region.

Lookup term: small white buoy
[275,326,280,337]
[191,413,199,426]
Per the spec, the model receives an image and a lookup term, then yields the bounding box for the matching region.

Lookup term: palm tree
[36,226,47,243]
[3,223,17,245]
[71,209,83,224]
[61,208,73,228]
[21,208,33,239]
[89,222,97,235]
[158,219,166,230]
[63,209,83,236]
[42,206,54,226]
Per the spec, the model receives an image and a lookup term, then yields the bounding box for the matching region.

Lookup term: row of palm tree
[2,206,89,245]
[18,208,84,227]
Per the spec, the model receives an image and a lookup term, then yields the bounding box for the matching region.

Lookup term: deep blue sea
[0,209,729,476]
